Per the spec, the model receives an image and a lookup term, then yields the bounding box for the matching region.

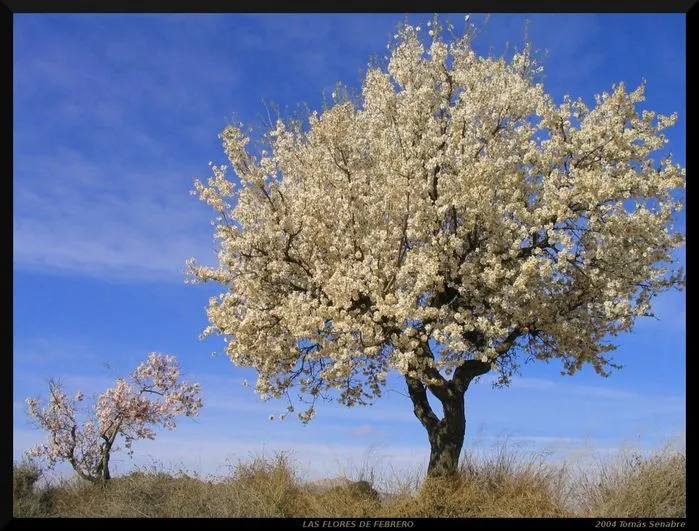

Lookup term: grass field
[13,443,685,518]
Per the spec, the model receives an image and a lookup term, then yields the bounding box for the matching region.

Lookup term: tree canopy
[188,18,685,428]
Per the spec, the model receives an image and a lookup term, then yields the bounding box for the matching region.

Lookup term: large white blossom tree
[188,17,685,476]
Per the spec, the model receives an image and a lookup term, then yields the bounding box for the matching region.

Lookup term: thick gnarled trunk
[426,397,466,476]
[405,358,490,478]
[427,394,466,476]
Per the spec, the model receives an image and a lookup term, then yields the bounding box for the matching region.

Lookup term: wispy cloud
[13,336,99,366]
[14,15,388,282]
[13,149,216,281]
[13,16,239,282]
[508,377,636,400]
[352,424,384,438]
[508,377,555,391]
[637,289,686,332]
[567,384,637,401]
[14,371,118,401]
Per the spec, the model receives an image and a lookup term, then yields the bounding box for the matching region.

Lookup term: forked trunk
[405,359,489,478]
[94,440,112,484]
[426,397,466,477]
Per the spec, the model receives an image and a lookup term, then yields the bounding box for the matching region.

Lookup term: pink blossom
[25,353,202,483]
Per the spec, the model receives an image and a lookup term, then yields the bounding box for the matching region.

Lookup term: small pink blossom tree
[25,353,203,483]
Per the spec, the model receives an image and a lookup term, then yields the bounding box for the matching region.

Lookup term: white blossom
[189,16,685,423]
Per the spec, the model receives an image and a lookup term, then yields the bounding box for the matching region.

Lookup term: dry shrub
[12,461,53,517]
[219,452,309,517]
[389,445,571,517]
[304,479,382,517]
[576,446,685,518]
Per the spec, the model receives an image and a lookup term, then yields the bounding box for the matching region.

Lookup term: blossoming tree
[26,353,203,483]
[188,18,685,476]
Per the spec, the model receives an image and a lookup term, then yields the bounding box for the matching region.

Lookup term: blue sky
[13,14,686,484]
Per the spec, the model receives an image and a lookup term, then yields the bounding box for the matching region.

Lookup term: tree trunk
[405,358,490,478]
[95,441,112,484]
[101,451,111,482]
[426,396,465,477]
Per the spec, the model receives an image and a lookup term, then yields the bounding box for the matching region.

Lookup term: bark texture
[406,359,491,477]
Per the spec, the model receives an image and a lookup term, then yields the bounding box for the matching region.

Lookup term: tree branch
[452,359,490,393]
[405,374,439,431]
[415,342,451,402]
[452,327,523,392]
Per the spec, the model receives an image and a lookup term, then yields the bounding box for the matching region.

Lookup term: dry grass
[13,444,685,518]
[41,454,310,518]
[574,445,686,518]
[388,444,572,517]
